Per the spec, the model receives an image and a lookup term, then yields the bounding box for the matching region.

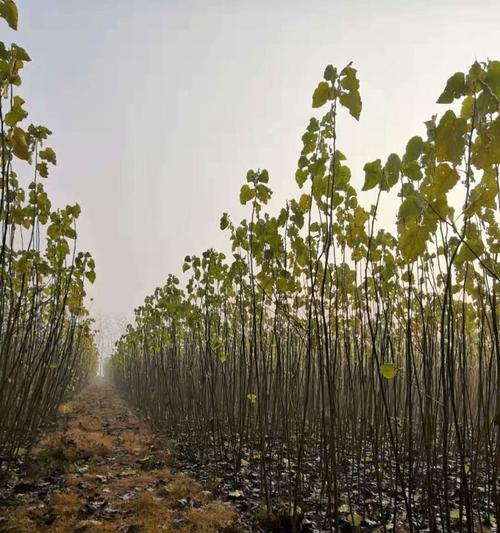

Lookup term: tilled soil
[0,383,239,532]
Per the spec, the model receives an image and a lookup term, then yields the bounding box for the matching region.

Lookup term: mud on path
[0,383,239,532]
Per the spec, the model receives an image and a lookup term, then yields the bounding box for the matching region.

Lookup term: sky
[9,0,500,343]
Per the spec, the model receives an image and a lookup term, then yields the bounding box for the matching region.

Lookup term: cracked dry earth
[0,384,239,532]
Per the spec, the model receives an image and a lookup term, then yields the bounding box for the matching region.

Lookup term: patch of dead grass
[166,473,205,501]
[122,491,175,532]
[120,430,148,454]
[32,431,71,465]
[52,490,81,517]
[65,428,114,459]
[75,415,102,432]
[2,385,240,533]
[186,501,238,532]
[0,509,40,532]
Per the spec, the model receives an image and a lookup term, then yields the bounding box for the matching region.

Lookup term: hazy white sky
[11,0,500,328]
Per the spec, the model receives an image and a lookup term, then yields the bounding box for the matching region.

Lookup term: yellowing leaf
[11,127,29,160]
[239,184,254,205]
[247,393,257,404]
[339,65,362,120]
[383,153,401,189]
[380,363,398,379]
[362,159,382,191]
[339,89,361,120]
[484,60,500,99]
[39,147,57,165]
[430,163,460,198]
[404,136,424,162]
[399,220,429,262]
[312,81,330,108]
[0,0,18,30]
[346,512,363,526]
[435,110,467,164]
[61,403,73,414]
[298,193,311,214]
[437,72,466,104]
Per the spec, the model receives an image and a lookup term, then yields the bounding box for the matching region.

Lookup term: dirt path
[0,383,239,532]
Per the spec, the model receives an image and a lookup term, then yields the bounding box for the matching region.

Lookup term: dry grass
[32,431,71,463]
[120,430,148,454]
[52,491,81,516]
[33,425,113,463]
[122,491,175,531]
[2,384,239,533]
[1,510,40,532]
[166,473,206,500]
[186,501,238,532]
[64,428,114,459]
[75,415,102,432]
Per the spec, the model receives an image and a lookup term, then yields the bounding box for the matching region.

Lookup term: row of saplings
[0,1,97,461]
[110,57,500,532]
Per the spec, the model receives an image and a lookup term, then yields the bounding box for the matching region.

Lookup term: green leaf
[340,66,359,91]
[362,159,382,191]
[39,147,57,165]
[402,160,422,181]
[5,96,27,126]
[65,227,76,239]
[312,81,330,108]
[337,66,362,120]
[383,153,401,189]
[398,196,422,220]
[295,168,308,188]
[484,60,500,99]
[339,89,361,120]
[258,169,269,183]
[11,127,29,160]
[11,43,30,62]
[256,184,272,204]
[323,65,337,83]
[435,110,467,165]
[47,223,60,240]
[437,72,466,104]
[380,363,398,379]
[37,162,49,178]
[239,184,254,205]
[404,136,424,162]
[0,0,18,30]
[220,212,229,230]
